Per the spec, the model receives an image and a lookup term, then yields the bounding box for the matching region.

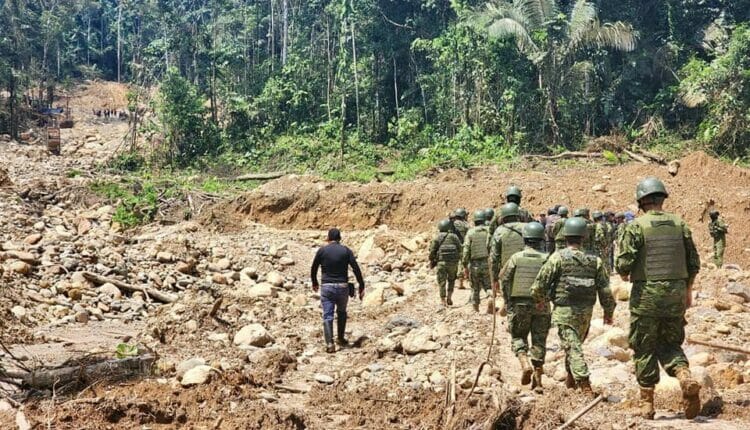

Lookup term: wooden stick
[233,172,285,181]
[524,151,602,160]
[623,149,649,164]
[555,395,605,430]
[687,337,750,355]
[82,272,177,303]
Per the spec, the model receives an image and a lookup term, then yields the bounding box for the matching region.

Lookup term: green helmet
[505,186,522,199]
[484,208,495,222]
[573,208,589,218]
[592,210,603,220]
[563,217,588,237]
[558,206,569,217]
[438,219,451,232]
[473,210,486,223]
[455,208,468,219]
[500,202,520,220]
[636,177,669,201]
[523,222,545,240]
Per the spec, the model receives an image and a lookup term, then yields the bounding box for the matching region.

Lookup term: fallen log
[623,148,649,164]
[555,394,605,430]
[82,272,177,303]
[1,354,155,390]
[687,337,750,355]
[635,148,666,165]
[233,171,285,181]
[524,151,602,160]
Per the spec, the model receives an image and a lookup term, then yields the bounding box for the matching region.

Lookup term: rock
[358,236,385,264]
[592,183,607,192]
[292,294,308,306]
[362,286,385,308]
[212,273,228,285]
[241,282,277,299]
[67,288,83,301]
[400,239,419,253]
[99,283,122,299]
[176,260,196,275]
[610,280,631,301]
[77,218,92,235]
[691,365,714,389]
[156,252,175,263]
[176,357,206,379]
[234,323,274,347]
[241,267,259,280]
[16,410,31,430]
[707,363,745,388]
[600,327,629,349]
[266,271,284,288]
[402,327,441,355]
[655,375,681,398]
[24,233,43,245]
[314,373,335,384]
[75,311,89,324]
[715,324,732,335]
[689,352,716,367]
[10,261,32,275]
[726,283,750,303]
[181,365,215,386]
[668,160,680,176]
[279,257,295,266]
[11,305,26,320]
[428,371,445,386]
[385,316,422,331]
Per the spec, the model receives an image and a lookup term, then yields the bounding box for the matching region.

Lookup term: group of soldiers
[428,178,704,420]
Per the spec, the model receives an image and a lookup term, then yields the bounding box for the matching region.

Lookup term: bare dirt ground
[1,82,749,429]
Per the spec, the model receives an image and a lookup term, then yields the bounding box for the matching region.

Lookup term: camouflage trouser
[468,260,491,305]
[554,309,593,382]
[508,301,551,366]
[629,314,689,387]
[436,261,458,299]
[713,238,725,267]
[456,264,465,281]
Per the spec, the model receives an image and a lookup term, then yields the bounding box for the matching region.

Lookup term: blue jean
[321,284,349,323]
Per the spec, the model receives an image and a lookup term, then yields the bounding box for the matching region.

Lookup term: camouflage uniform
[616,210,700,388]
[552,218,567,252]
[489,221,526,282]
[453,219,470,280]
[462,225,491,305]
[708,218,728,267]
[594,222,610,268]
[531,248,615,383]
[489,207,532,236]
[429,231,462,300]
[544,214,561,252]
[582,219,597,255]
[501,246,551,366]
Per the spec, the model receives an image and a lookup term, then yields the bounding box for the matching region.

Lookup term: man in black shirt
[311,228,366,353]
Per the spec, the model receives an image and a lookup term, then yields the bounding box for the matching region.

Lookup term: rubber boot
[637,387,655,420]
[675,367,701,419]
[323,321,335,353]
[531,366,544,390]
[472,303,479,312]
[441,297,448,308]
[565,362,575,389]
[578,377,595,398]
[486,299,495,314]
[518,353,532,385]
[446,294,453,306]
[336,316,349,347]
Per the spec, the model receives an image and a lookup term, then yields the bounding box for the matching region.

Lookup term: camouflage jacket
[461,225,490,268]
[453,220,470,243]
[530,247,615,320]
[500,245,551,313]
[709,219,728,240]
[489,222,526,280]
[429,232,462,265]
[489,206,533,235]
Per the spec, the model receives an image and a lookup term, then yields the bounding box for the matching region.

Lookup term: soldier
[484,208,495,225]
[490,186,532,235]
[544,208,560,252]
[429,219,462,307]
[500,222,550,389]
[592,210,609,264]
[490,203,527,302]
[531,217,615,396]
[453,208,470,289]
[551,206,569,252]
[571,208,597,255]
[616,177,702,420]
[708,210,728,267]
[462,210,492,312]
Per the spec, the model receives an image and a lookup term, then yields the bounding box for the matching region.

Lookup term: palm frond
[537,0,558,23]
[594,22,638,52]
[487,18,539,53]
[679,86,707,108]
[511,0,547,28]
[569,1,597,45]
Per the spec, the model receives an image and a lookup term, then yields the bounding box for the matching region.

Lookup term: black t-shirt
[310,242,365,287]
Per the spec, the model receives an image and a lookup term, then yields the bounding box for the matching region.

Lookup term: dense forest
[1,1,750,176]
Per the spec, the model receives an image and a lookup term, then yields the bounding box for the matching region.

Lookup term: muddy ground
[1,82,749,429]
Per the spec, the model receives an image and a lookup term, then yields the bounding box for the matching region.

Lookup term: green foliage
[115,343,138,359]
[90,180,159,228]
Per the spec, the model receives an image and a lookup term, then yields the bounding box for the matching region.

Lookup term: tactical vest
[583,221,597,254]
[498,222,525,268]
[631,212,689,281]
[454,220,469,242]
[511,249,547,298]
[437,233,460,262]
[553,248,599,306]
[469,226,489,260]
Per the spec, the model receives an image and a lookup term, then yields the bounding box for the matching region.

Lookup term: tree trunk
[326,16,332,122]
[393,56,399,124]
[350,21,360,132]
[281,0,288,65]
[117,1,122,83]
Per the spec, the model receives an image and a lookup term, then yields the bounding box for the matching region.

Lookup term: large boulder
[726,282,750,303]
[358,236,385,264]
[362,286,385,308]
[181,365,215,386]
[402,327,441,355]
[234,323,274,347]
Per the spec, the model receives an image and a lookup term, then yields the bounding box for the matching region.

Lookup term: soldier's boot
[486,299,495,314]
[636,386,655,420]
[531,366,544,390]
[472,303,480,313]
[518,353,532,386]
[441,297,448,308]
[336,316,349,347]
[446,294,453,306]
[675,367,701,419]
[323,321,335,353]
[577,378,596,398]
[565,363,575,389]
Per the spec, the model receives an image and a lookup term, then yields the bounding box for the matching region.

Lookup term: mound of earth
[209,151,750,267]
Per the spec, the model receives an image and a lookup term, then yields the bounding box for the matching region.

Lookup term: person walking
[708,210,728,267]
[311,228,365,353]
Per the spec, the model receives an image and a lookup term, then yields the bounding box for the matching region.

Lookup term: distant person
[452,208,470,290]
[708,210,728,267]
[462,210,492,312]
[490,186,532,235]
[538,212,547,227]
[310,228,365,353]
[551,206,569,252]
[429,219,462,307]
[616,177,702,420]
[490,203,527,312]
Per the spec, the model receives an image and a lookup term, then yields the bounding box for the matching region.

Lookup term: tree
[467,0,637,147]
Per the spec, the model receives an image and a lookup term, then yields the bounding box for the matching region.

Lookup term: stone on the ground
[234,323,273,347]
[243,282,277,299]
[400,238,419,253]
[99,283,122,299]
[592,183,607,192]
[181,365,215,386]
[156,252,175,263]
[292,294,307,306]
[176,357,206,379]
[362,286,385,308]
[314,373,335,384]
[11,305,26,320]
[266,271,284,288]
[279,257,295,266]
[655,375,681,398]
[690,352,716,367]
[10,261,32,275]
[429,371,445,385]
[358,236,385,264]
[75,311,89,323]
[600,327,629,349]
[176,260,196,274]
[24,233,42,245]
[402,327,441,355]
[716,324,732,335]
[726,283,750,303]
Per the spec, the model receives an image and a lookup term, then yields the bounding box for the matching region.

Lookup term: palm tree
[467,0,637,147]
